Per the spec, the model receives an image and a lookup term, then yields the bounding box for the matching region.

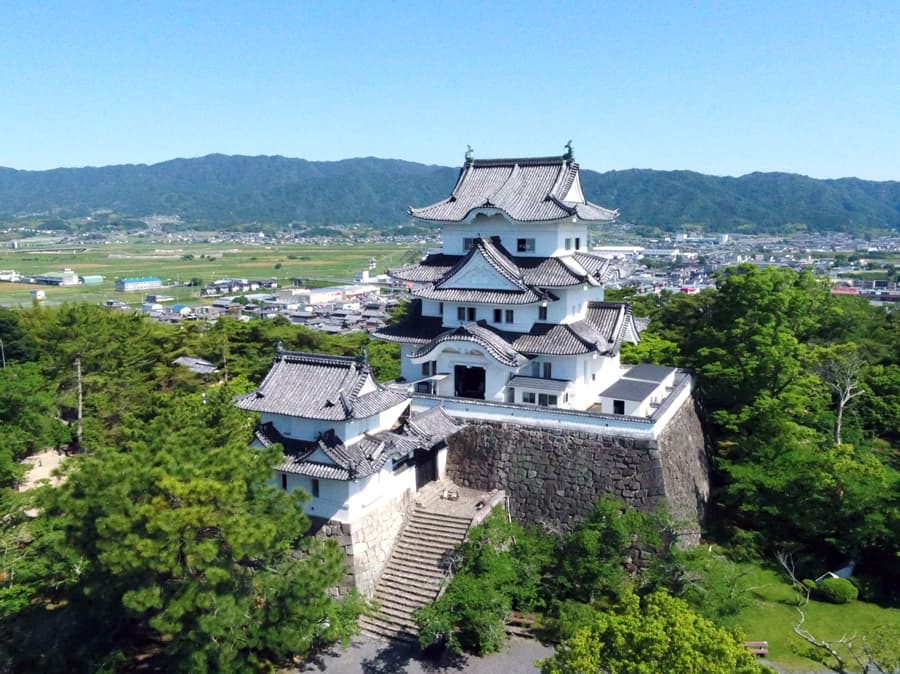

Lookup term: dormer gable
[436,237,526,291]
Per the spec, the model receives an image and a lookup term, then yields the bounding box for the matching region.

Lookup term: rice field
[0,241,421,307]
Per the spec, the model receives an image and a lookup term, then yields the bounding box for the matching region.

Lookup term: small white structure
[116,276,164,292]
[598,363,678,417]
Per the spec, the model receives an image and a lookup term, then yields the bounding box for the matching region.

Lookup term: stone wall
[310,487,415,597]
[445,395,708,539]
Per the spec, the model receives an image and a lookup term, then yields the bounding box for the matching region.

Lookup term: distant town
[1,218,898,333]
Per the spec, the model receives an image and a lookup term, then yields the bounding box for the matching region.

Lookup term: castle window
[613,400,625,415]
[439,302,444,315]
[543,362,552,379]
[457,306,466,321]
[565,237,572,250]
[311,478,320,497]
[505,309,514,323]
[538,393,558,407]
[468,307,476,321]
[575,237,581,251]
[538,305,548,321]
[463,237,475,251]
[516,238,535,253]
[280,473,288,491]
[494,308,502,323]
[522,391,536,404]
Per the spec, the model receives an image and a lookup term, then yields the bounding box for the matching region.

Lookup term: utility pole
[76,357,83,449]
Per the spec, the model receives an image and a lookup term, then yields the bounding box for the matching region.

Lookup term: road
[297,635,554,674]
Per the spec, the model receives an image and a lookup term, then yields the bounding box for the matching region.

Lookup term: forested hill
[1,154,898,232]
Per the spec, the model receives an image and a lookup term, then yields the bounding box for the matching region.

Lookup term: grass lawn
[0,242,421,307]
[725,563,900,672]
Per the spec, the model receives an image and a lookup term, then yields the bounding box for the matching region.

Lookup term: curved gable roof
[410,156,618,223]
[235,350,407,420]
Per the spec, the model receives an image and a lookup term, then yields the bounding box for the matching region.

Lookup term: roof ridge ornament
[563,140,574,161]
[465,144,474,162]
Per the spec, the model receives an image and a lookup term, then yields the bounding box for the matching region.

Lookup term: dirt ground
[18,448,67,491]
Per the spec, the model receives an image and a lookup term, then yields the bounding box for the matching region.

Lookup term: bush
[816,577,858,604]
[802,578,817,592]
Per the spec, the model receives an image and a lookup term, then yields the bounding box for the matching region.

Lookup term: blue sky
[1,1,897,179]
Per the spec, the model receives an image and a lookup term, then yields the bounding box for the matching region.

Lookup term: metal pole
[0,337,5,368]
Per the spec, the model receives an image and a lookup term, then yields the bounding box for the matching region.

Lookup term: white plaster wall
[275,471,352,521]
[262,413,344,443]
[441,214,582,257]
[436,447,448,479]
[342,399,409,444]
[263,400,407,445]
[274,460,418,525]
[347,461,417,519]
[400,344,420,382]
[555,224,589,255]
[421,299,442,317]
[439,254,520,291]
[597,395,644,417]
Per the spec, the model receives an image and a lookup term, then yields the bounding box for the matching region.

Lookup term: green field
[0,242,421,307]
[724,564,900,672]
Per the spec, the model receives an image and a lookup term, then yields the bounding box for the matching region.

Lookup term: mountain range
[1,154,898,233]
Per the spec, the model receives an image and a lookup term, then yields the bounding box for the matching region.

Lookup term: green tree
[0,362,69,484]
[540,591,771,674]
[0,307,36,365]
[414,509,553,654]
[37,387,361,672]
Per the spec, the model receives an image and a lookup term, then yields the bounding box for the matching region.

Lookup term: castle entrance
[414,447,437,490]
[454,365,485,399]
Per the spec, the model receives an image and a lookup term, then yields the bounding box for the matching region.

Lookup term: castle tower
[375,148,640,411]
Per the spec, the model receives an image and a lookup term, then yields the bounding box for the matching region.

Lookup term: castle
[237,147,709,598]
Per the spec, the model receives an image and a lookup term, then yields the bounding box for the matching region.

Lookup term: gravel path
[297,635,553,674]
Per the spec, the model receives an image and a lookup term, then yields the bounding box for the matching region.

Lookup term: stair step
[359,616,419,645]
[373,591,429,614]
[390,548,449,569]
[388,549,444,573]
[409,512,472,527]
[378,576,441,601]
[373,604,419,628]
[383,561,445,583]
[392,542,453,561]
[403,528,467,546]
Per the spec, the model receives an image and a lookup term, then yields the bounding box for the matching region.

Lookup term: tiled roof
[599,378,659,401]
[409,156,618,223]
[257,407,461,481]
[625,363,677,382]
[389,255,458,283]
[374,300,639,356]
[411,285,543,305]
[585,301,640,353]
[410,321,528,368]
[572,252,614,281]
[405,405,462,442]
[509,322,605,355]
[507,375,571,392]
[372,299,445,344]
[390,246,614,290]
[234,350,407,420]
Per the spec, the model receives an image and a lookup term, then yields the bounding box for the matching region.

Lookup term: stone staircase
[359,483,476,644]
